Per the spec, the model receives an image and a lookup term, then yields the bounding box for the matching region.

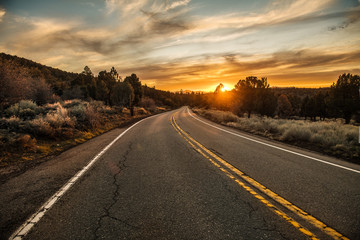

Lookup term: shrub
[5,100,39,120]
[136,107,149,115]
[30,118,55,137]
[3,116,22,131]
[44,102,62,112]
[140,97,156,109]
[69,104,86,121]
[84,105,101,129]
[18,108,36,120]
[281,126,311,142]
[195,109,239,124]
[44,105,75,128]
[63,99,83,109]
[16,134,37,152]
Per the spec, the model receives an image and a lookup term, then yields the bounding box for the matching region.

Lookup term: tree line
[201,74,360,124]
[1,53,359,123]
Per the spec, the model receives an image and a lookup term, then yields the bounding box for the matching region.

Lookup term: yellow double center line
[171,114,349,240]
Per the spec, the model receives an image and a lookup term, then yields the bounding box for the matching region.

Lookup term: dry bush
[136,107,149,115]
[122,108,130,114]
[84,105,101,129]
[2,116,22,131]
[16,134,37,152]
[155,107,167,113]
[88,100,113,113]
[30,118,55,137]
[139,97,156,110]
[281,125,311,142]
[69,103,86,121]
[67,100,101,130]
[44,104,75,129]
[63,99,83,108]
[194,109,238,124]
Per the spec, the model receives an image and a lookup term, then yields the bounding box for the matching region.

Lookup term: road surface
[2,107,360,239]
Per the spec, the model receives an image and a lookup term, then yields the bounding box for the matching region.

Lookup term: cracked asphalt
[1,107,360,239]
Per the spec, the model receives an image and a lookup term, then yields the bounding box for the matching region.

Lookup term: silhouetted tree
[314,92,327,120]
[329,73,360,123]
[214,83,224,94]
[110,66,121,81]
[82,66,93,77]
[95,80,109,103]
[256,89,277,117]
[124,73,143,106]
[277,94,292,118]
[111,82,134,109]
[234,76,269,118]
[31,78,52,105]
[98,70,116,105]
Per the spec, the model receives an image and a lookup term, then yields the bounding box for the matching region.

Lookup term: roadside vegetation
[192,108,359,162]
[0,99,167,168]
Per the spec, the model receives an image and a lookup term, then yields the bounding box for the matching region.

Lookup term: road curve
[6,107,360,239]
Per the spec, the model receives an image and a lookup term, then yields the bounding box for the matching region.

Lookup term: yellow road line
[171,114,348,240]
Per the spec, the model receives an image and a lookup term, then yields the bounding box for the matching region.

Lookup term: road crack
[94,142,138,239]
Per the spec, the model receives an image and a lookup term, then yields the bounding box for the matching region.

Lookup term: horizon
[0,0,359,91]
[0,51,345,93]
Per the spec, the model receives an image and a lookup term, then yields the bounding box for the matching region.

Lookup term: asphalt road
[2,107,360,239]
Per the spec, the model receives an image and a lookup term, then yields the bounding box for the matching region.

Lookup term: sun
[221,86,230,92]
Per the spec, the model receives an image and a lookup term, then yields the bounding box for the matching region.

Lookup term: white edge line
[187,108,360,174]
[9,114,157,240]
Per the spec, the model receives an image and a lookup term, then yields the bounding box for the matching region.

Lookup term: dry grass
[193,108,360,162]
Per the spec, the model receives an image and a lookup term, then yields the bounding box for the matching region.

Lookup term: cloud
[105,0,149,16]
[120,48,360,90]
[0,8,5,22]
[222,49,360,73]
[165,0,191,11]
[192,0,333,32]
[327,8,360,31]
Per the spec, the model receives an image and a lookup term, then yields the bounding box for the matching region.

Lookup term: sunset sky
[0,0,359,91]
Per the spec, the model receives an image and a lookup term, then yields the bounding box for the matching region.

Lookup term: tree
[277,94,293,118]
[256,89,277,117]
[329,73,360,123]
[82,66,93,77]
[111,82,134,109]
[124,73,143,106]
[30,78,52,105]
[212,83,232,110]
[214,83,224,94]
[110,66,121,81]
[314,92,327,120]
[95,80,109,102]
[98,70,116,105]
[234,76,269,118]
